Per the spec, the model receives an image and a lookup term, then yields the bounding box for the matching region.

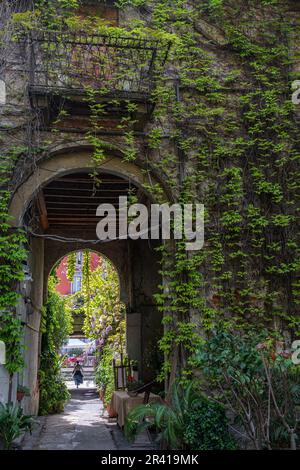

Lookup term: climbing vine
[66,251,76,282]
[112,0,300,385]
[39,275,72,415]
[81,254,126,354]
[0,148,27,389]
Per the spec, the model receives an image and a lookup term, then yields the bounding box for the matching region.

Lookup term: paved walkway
[23,388,116,450]
[22,387,155,450]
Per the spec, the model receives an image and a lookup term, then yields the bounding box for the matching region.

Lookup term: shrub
[39,352,70,415]
[38,275,72,415]
[125,381,236,450]
[95,345,114,405]
[184,397,236,450]
[0,403,33,450]
[196,330,300,449]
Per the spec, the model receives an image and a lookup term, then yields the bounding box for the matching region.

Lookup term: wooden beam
[45,187,129,192]
[37,191,49,230]
[44,194,121,200]
[57,177,130,184]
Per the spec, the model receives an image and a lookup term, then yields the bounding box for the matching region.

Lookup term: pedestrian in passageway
[73,361,84,388]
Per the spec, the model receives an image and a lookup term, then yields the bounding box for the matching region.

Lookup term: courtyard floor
[22,387,155,450]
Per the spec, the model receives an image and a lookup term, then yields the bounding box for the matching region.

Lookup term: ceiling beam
[37,191,49,230]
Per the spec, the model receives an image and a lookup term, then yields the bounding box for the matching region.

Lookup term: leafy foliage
[42,276,73,351]
[125,381,235,449]
[66,251,77,282]
[184,397,236,450]
[95,345,115,405]
[38,276,72,415]
[120,0,300,387]
[196,331,300,449]
[0,403,33,450]
[0,146,28,398]
[39,353,70,415]
[81,255,125,354]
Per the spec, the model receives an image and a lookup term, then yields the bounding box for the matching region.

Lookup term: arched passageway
[7,150,169,415]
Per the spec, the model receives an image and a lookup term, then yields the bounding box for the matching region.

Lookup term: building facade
[0,1,299,414]
[55,252,101,296]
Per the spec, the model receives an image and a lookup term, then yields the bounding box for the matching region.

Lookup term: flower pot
[17,391,25,402]
[133,370,139,381]
[106,404,117,418]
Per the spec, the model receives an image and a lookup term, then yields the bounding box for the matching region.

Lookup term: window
[72,275,82,293]
[76,252,83,266]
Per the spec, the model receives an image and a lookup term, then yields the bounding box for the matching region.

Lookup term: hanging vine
[113,0,300,385]
[0,149,27,391]
[66,251,76,282]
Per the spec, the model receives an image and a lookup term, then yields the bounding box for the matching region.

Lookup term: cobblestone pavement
[22,388,116,450]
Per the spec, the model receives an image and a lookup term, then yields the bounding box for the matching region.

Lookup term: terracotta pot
[17,391,25,402]
[106,404,117,418]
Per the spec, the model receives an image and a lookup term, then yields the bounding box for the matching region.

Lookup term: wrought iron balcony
[26,30,171,101]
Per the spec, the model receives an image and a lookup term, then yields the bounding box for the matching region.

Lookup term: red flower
[279,350,292,359]
[270,351,277,361]
[127,375,134,382]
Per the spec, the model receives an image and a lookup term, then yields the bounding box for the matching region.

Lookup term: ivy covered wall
[116,0,300,383]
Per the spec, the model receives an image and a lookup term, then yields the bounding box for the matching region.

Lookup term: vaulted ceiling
[35,172,144,231]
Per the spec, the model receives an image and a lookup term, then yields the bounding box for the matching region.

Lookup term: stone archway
[9,148,169,227]
[7,148,169,415]
[49,248,124,341]
[45,246,128,306]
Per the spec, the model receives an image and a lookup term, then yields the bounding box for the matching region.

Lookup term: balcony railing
[26,30,171,99]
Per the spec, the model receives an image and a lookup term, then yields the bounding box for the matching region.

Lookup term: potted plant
[104,380,117,418]
[127,376,144,396]
[106,403,117,418]
[124,381,236,450]
[130,360,139,381]
[98,386,105,402]
[16,385,30,402]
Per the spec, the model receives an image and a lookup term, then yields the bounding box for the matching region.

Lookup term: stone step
[61,370,95,375]
[61,368,95,376]
[62,375,95,381]
[61,368,96,382]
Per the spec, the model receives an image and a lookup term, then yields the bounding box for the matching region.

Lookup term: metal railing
[26,30,170,99]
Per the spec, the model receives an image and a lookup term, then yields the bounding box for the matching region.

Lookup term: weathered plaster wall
[21,236,44,415]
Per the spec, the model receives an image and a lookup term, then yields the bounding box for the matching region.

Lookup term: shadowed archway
[8,150,169,415]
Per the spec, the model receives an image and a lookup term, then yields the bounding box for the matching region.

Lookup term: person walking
[72,361,84,388]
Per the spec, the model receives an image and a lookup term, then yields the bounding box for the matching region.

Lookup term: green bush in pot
[125,381,236,450]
